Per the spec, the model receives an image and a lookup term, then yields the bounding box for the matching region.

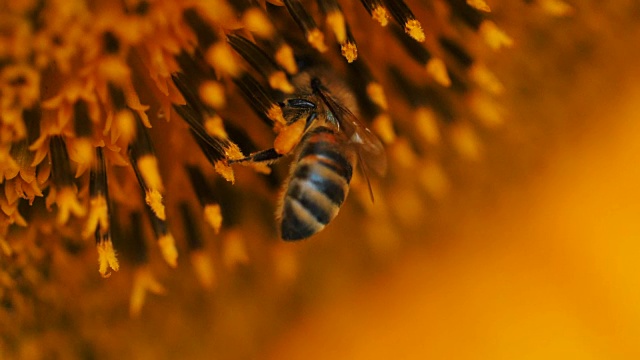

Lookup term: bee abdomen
[280,154,352,241]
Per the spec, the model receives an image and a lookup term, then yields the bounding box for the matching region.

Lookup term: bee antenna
[310,77,323,93]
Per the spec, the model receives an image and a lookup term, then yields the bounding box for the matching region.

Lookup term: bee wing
[316,89,388,177]
[315,88,387,203]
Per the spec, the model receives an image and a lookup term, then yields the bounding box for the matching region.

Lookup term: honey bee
[233,68,387,240]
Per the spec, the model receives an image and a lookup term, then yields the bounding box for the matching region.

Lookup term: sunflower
[0,0,581,358]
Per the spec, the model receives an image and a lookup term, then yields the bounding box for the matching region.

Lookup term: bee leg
[228,148,283,165]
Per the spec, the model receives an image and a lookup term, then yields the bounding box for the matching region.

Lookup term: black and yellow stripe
[280,127,354,241]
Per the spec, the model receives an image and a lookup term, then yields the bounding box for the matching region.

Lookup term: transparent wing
[314,87,387,177]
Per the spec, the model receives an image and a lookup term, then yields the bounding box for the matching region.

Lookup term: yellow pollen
[204,204,223,234]
[479,21,514,50]
[69,138,95,178]
[55,187,86,224]
[204,114,228,139]
[268,71,295,94]
[145,189,166,220]
[206,43,240,77]
[467,0,491,12]
[469,93,504,128]
[470,63,504,95]
[215,161,235,183]
[341,42,358,63]
[0,238,12,257]
[414,107,441,145]
[130,267,166,318]
[274,118,306,155]
[98,57,130,85]
[97,239,120,278]
[222,230,249,269]
[326,11,347,43]
[113,109,136,145]
[389,139,418,169]
[405,19,426,43]
[372,6,390,27]
[224,142,245,161]
[83,195,109,239]
[199,81,226,109]
[426,58,451,87]
[306,29,328,53]
[158,233,178,268]
[137,155,164,193]
[450,122,483,161]
[190,251,216,289]
[242,8,274,38]
[274,44,298,74]
[372,114,396,144]
[267,104,286,126]
[539,0,575,16]
[366,82,388,110]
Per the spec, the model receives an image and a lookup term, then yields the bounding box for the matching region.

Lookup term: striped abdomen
[280,127,355,241]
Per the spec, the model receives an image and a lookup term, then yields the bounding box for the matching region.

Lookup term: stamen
[222,230,249,269]
[227,34,294,93]
[391,26,450,86]
[49,136,74,189]
[390,64,457,132]
[350,59,388,110]
[85,148,119,277]
[537,0,575,16]
[439,36,474,69]
[273,42,299,74]
[283,0,328,52]
[230,0,277,40]
[478,20,514,50]
[384,0,425,42]
[172,104,235,163]
[414,107,441,145]
[242,7,276,39]
[70,100,95,177]
[182,8,219,49]
[469,63,504,95]
[174,51,226,111]
[232,73,286,126]
[446,0,512,49]
[179,202,215,288]
[467,0,491,12]
[138,178,178,268]
[103,31,121,55]
[130,266,166,318]
[359,0,391,26]
[183,8,241,76]
[445,0,484,30]
[172,58,244,171]
[185,165,223,234]
[340,28,358,63]
[128,114,167,223]
[49,136,85,223]
[318,0,347,43]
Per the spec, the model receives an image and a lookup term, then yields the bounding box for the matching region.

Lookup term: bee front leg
[228,148,283,165]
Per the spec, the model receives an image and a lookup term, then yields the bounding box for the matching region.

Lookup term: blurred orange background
[265,3,640,359]
[267,72,640,360]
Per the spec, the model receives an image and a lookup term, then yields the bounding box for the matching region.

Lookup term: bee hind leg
[228,148,283,165]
